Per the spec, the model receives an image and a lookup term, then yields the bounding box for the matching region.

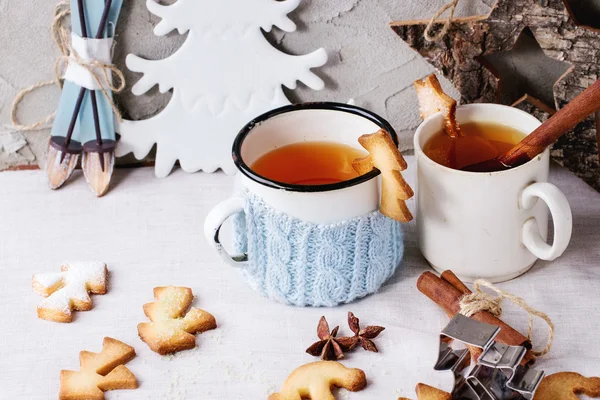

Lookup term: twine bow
[424,0,460,42]
[459,279,555,357]
[10,0,125,132]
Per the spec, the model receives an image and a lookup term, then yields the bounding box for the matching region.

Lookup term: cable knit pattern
[233,190,404,307]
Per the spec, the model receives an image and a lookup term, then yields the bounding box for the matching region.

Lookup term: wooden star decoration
[391,0,600,191]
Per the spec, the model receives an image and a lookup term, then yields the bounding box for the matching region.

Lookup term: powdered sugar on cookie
[138,286,217,355]
[32,261,108,323]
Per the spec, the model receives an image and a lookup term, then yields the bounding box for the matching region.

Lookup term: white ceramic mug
[414,104,572,283]
[204,103,405,306]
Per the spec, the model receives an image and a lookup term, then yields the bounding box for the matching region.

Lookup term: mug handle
[204,196,248,267]
[520,182,572,261]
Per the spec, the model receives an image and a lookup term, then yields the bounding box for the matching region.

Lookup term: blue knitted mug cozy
[233,190,404,307]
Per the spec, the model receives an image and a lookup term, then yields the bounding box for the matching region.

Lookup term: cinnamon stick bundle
[417,270,535,366]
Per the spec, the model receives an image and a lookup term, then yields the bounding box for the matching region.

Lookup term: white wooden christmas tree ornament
[117,0,328,177]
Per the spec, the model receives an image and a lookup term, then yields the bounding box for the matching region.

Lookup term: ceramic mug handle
[204,196,248,267]
[520,182,572,261]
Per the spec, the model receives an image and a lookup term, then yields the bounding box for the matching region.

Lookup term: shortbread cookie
[398,383,452,400]
[534,372,600,400]
[59,337,137,400]
[138,286,217,355]
[269,361,367,400]
[353,129,414,222]
[414,74,461,138]
[32,261,108,323]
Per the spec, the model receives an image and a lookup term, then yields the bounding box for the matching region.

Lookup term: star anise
[343,312,385,353]
[306,316,356,360]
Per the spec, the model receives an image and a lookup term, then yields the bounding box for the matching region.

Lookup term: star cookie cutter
[435,314,544,399]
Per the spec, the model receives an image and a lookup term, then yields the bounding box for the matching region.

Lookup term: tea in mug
[423,121,526,170]
[250,141,367,185]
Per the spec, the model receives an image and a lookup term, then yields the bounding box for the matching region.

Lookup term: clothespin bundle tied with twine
[10,1,125,132]
[10,0,125,197]
[459,279,555,357]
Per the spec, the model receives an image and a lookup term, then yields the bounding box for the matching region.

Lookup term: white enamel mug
[204,103,405,306]
[414,104,572,283]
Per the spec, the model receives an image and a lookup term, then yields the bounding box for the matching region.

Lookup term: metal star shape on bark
[476,26,573,114]
[561,0,600,33]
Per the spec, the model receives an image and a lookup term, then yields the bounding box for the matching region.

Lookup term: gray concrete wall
[0,0,493,170]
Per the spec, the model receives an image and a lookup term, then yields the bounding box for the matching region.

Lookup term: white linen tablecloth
[0,156,599,399]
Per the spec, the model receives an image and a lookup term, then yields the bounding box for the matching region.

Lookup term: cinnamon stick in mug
[417,271,535,366]
[464,78,600,171]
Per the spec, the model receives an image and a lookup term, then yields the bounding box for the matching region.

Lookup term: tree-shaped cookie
[269,361,367,400]
[414,75,462,138]
[534,372,600,400]
[398,383,451,400]
[353,129,414,222]
[32,261,108,323]
[59,337,137,400]
[138,286,217,355]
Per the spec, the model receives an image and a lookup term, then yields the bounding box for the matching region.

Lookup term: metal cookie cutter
[435,314,544,400]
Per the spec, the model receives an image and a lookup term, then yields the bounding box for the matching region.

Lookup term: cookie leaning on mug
[414,74,461,138]
[353,129,414,223]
